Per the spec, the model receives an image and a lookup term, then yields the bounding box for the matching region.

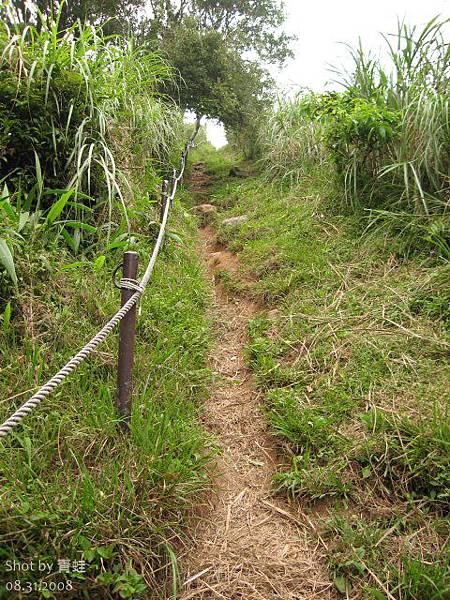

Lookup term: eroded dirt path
[178,166,335,600]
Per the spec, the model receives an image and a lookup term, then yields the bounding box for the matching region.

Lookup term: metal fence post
[117,251,139,426]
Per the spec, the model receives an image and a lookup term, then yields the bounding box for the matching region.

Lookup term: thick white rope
[0,140,195,440]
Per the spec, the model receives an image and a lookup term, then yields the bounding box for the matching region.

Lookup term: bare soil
[177,166,336,600]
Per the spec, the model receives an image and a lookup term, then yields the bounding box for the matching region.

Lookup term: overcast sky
[205,0,449,147]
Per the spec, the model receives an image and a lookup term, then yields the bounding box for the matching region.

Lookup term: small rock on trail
[193,204,217,214]
[221,214,248,227]
[229,165,250,177]
[193,203,217,226]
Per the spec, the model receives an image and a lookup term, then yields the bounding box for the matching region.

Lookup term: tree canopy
[14,0,143,34]
[13,0,291,146]
[145,0,293,65]
[160,20,272,125]
[147,1,288,139]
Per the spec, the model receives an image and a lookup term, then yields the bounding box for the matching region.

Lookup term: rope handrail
[0,137,197,440]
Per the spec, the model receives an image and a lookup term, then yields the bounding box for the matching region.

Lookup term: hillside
[0,6,449,600]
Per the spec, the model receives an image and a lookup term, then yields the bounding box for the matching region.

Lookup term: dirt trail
[178,166,335,600]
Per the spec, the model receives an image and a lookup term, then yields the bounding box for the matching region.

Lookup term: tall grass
[260,95,329,184]
[0,192,211,598]
[342,18,450,211]
[260,18,450,257]
[0,4,184,292]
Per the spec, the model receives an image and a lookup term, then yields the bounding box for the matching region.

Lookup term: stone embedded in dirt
[193,203,217,226]
[209,251,223,266]
[221,215,248,227]
[193,203,217,214]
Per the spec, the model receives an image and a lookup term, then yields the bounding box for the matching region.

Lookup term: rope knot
[119,278,144,294]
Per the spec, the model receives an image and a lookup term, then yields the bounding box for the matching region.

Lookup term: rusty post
[160,179,169,223]
[117,251,139,426]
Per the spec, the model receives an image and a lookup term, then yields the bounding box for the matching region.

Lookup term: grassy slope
[0,191,211,598]
[203,153,449,599]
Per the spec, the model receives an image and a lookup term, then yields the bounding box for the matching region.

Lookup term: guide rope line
[0,138,196,440]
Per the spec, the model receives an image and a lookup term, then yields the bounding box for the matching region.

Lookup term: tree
[144,0,293,66]
[140,1,290,151]
[15,0,289,149]
[160,20,272,128]
[16,0,145,34]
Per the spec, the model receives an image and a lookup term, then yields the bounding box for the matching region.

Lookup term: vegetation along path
[178,166,335,600]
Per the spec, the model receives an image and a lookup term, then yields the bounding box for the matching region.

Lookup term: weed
[358,408,450,504]
[326,514,450,599]
[275,458,352,500]
[266,388,344,454]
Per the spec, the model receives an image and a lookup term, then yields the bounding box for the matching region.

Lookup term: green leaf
[97,572,115,585]
[366,588,387,600]
[46,189,74,225]
[77,535,91,551]
[34,151,44,200]
[2,302,11,334]
[105,240,128,251]
[56,220,97,233]
[84,549,96,562]
[1,183,9,200]
[61,261,85,271]
[66,201,94,211]
[0,238,18,288]
[61,228,77,252]
[166,231,184,244]
[18,212,30,232]
[0,198,17,221]
[334,575,351,594]
[93,255,106,271]
[97,545,114,559]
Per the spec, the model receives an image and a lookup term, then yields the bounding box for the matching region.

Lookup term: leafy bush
[259,18,450,258]
[318,93,400,205]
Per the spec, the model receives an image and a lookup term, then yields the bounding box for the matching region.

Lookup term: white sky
[205,0,449,147]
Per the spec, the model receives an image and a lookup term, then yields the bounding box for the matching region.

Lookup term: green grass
[325,514,450,599]
[0,191,212,599]
[201,146,450,599]
[188,142,237,184]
